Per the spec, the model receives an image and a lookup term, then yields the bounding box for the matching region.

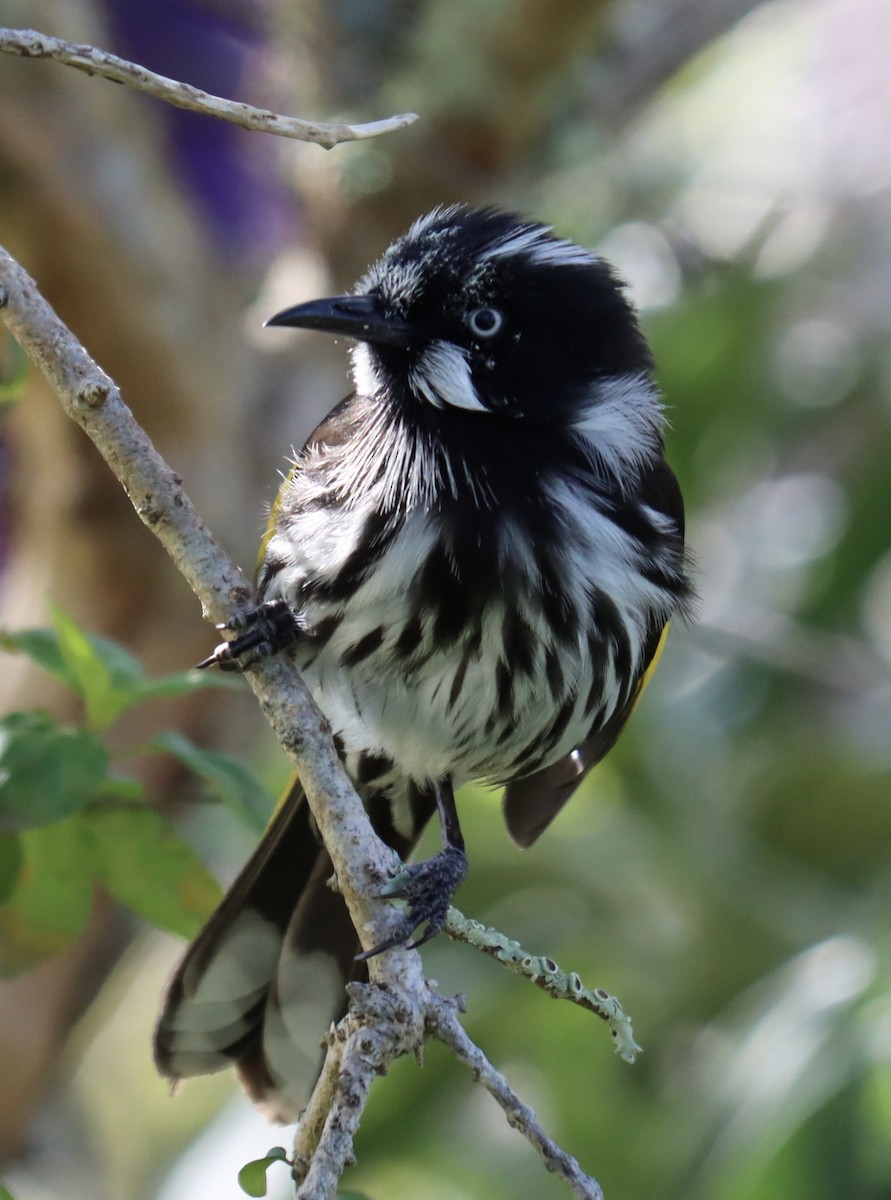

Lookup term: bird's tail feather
[154,773,433,1122]
[154,776,359,1121]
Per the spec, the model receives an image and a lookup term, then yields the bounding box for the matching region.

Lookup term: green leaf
[236,1161,269,1198]
[78,805,222,938]
[237,1149,289,1198]
[0,801,222,971]
[153,730,272,831]
[0,835,22,902]
[49,603,140,730]
[0,1182,18,1200]
[97,776,145,803]
[45,603,211,728]
[2,614,238,730]
[131,669,243,701]
[0,711,109,831]
[0,627,72,687]
[0,819,94,975]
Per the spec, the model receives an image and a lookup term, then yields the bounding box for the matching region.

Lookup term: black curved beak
[265,294,413,348]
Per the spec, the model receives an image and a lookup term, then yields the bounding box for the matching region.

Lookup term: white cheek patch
[409,340,487,413]
[571,372,664,482]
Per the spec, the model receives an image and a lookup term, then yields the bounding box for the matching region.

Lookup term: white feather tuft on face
[409,340,487,412]
[571,373,665,485]
[351,341,384,399]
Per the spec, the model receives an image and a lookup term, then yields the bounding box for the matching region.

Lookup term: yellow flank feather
[256,464,300,577]
[630,622,670,715]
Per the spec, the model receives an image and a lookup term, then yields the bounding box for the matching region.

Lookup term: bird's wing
[255,392,359,577]
[502,620,670,848]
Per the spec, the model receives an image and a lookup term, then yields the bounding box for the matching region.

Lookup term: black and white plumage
[154,206,691,1121]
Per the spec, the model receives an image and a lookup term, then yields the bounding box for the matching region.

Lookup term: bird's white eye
[466,306,503,338]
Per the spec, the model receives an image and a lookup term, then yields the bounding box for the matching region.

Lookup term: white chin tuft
[409,341,488,412]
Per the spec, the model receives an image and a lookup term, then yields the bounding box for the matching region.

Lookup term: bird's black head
[268,205,657,436]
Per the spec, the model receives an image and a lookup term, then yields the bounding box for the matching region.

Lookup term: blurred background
[1,0,890,1197]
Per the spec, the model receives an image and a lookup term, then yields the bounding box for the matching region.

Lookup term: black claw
[196,600,301,671]
[354,930,405,961]
[195,648,224,671]
[195,641,243,671]
[357,846,467,960]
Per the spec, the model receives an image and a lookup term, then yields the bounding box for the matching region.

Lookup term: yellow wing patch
[629,621,671,716]
[256,463,300,578]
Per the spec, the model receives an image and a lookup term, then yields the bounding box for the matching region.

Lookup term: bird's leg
[357,780,467,959]
[196,598,302,671]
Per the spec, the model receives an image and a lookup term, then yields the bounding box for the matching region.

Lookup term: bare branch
[428,994,605,1200]
[294,1028,381,1199]
[293,982,426,1199]
[292,1025,347,1184]
[0,27,418,149]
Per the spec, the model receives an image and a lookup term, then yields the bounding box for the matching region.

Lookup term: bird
[153,204,691,1123]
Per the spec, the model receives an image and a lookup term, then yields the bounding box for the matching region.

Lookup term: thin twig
[294,1029,381,1199]
[428,995,604,1200]
[0,28,417,149]
[292,1025,347,1182]
[445,908,641,1062]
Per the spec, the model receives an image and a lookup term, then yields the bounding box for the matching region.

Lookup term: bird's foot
[196,599,301,671]
[357,846,468,959]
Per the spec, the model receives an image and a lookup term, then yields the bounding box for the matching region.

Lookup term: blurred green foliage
[314,4,891,1197]
[0,606,276,972]
[4,1,891,1198]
